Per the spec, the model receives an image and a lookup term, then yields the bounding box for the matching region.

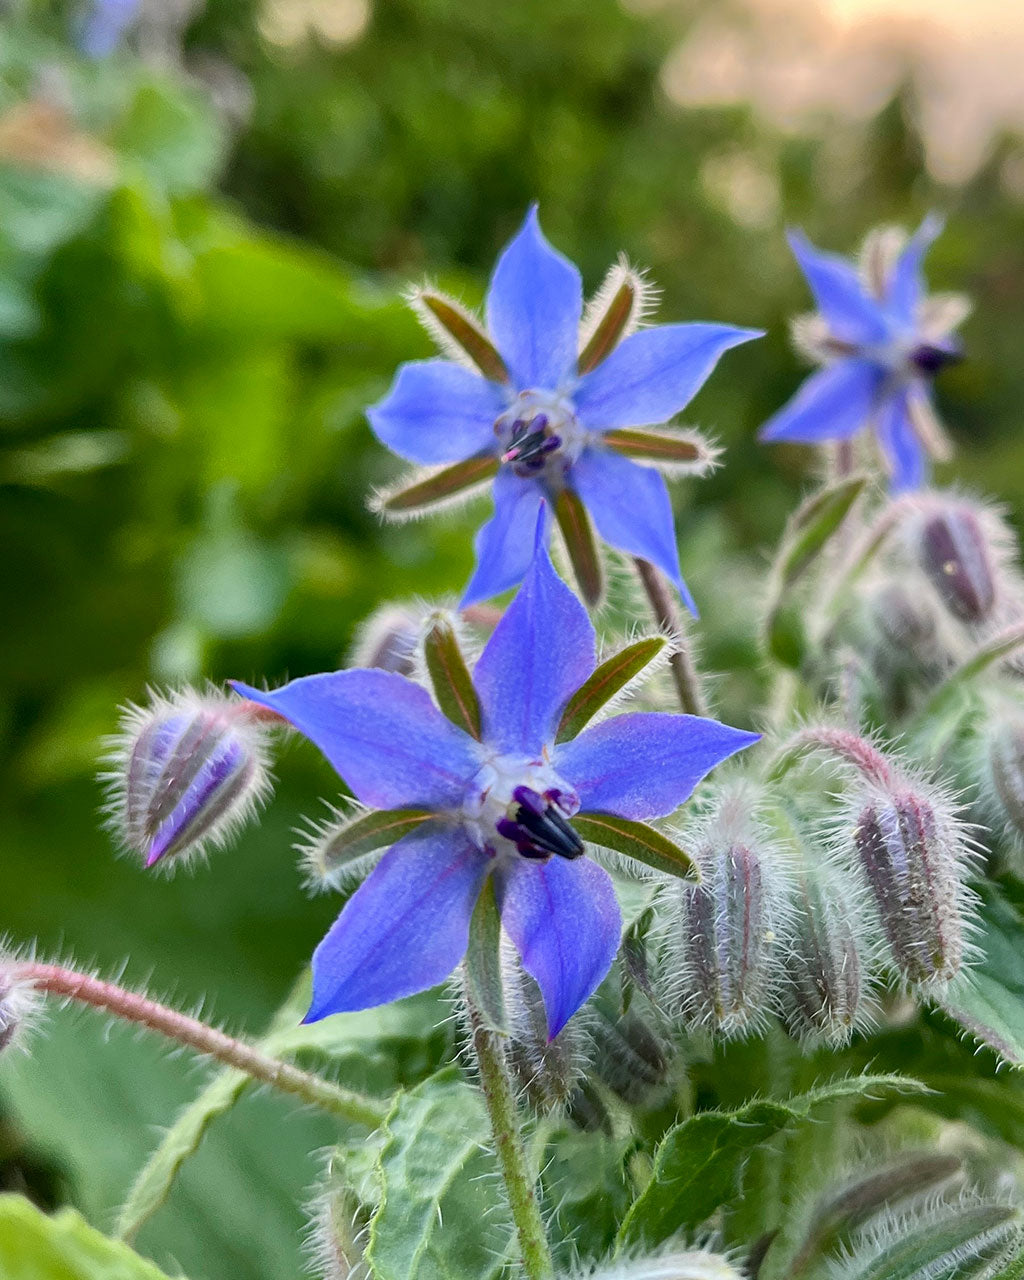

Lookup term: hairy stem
[633,557,706,716]
[468,1003,554,1280]
[13,962,385,1128]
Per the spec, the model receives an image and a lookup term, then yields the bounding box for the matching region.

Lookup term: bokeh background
[1,0,1022,1275]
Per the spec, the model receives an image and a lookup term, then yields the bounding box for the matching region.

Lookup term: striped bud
[103,688,273,869]
[916,501,998,624]
[667,799,788,1039]
[851,786,968,989]
[504,959,589,1113]
[784,860,872,1047]
[589,1003,672,1106]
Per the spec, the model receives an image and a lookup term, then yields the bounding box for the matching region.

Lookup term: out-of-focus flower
[80,0,143,57]
[233,521,758,1036]
[760,218,968,492]
[369,207,760,610]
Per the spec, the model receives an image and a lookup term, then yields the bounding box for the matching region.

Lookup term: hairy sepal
[372,455,499,521]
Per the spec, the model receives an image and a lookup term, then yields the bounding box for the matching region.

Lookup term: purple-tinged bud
[103,688,273,869]
[917,502,996,623]
[590,1003,672,1106]
[349,603,421,676]
[665,796,789,1040]
[503,958,590,1113]
[784,860,874,1047]
[851,784,970,989]
[0,964,38,1055]
[571,1247,743,1280]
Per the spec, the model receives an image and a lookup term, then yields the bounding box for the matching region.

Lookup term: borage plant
[8,210,1024,1280]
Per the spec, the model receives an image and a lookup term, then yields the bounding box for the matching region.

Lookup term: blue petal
[788,230,888,344]
[556,712,760,820]
[574,323,761,431]
[570,448,697,616]
[759,359,884,444]
[485,207,583,390]
[495,854,620,1038]
[230,671,480,810]
[460,467,547,607]
[367,359,504,465]
[886,213,943,327]
[875,387,927,493]
[473,513,596,754]
[306,825,488,1020]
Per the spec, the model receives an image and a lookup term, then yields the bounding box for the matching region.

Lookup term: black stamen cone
[502,787,584,861]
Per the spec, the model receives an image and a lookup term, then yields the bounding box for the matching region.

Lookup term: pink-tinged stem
[770,727,895,789]
[633,557,706,717]
[13,962,385,1128]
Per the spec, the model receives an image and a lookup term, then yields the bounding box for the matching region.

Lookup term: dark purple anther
[910,342,961,377]
[501,414,559,469]
[500,786,584,861]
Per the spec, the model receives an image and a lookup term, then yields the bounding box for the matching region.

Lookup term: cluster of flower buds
[102,687,276,870]
[663,791,789,1040]
[502,956,591,1114]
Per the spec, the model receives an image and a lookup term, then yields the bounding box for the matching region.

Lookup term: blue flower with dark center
[759,217,968,491]
[232,525,758,1037]
[368,207,761,612]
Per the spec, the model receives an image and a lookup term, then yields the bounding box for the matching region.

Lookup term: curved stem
[13,962,385,1128]
[632,557,706,717]
[467,1002,554,1280]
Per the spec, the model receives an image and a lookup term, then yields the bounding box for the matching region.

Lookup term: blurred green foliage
[4,0,1024,1276]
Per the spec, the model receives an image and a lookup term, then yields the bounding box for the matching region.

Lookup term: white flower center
[462,753,582,862]
[494,389,585,483]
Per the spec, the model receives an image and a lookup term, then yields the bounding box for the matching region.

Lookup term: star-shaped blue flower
[232,529,758,1037]
[369,207,760,612]
[759,217,966,491]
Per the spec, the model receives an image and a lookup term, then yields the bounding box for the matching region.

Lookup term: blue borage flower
[759,217,969,491]
[232,523,758,1037]
[368,207,761,613]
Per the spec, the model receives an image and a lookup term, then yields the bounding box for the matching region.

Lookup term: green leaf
[556,636,666,743]
[615,1075,926,1252]
[0,1194,182,1279]
[464,879,507,1034]
[938,881,1024,1066]
[911,621,1024,731]
[555,487,602,607]
[572,811,696,880]
[366,1069,513,1280]
[540,1130,634,1266]
[422,612,483,739]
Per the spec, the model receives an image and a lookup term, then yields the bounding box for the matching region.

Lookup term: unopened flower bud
[785,860,873,1047]
[574,1247,743,1280]
[104,687,273,869]
[349,603,421,676]
[666,796,789,1039]
[916,500,998,624]
[590,1003,672,1106]
[504,958,589,1113]
[851,784,969,989]
[307,1151,369,1280]
[0,965,37,1055]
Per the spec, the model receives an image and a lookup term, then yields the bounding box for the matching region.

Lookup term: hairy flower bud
[0,964,38,1055]
[103,687,273,869]
[589,1002,672,1106]
[851,784,969,989]
[985,714,1024,845]
[349,603,421,676]
[665,795,789,1039]
[784,859,873,1047]
[306,1151,370,1280]
[503,955,590,1113]
[573,1247,743,1280]
[917,502,997,624]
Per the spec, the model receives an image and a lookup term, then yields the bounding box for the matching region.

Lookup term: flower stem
[633,557,706,716]
[468,1003,554,1280]
[13,962,385,1129]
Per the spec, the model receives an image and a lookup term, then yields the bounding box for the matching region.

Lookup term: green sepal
[603,427,707,465]
[578,276,637,374]
[571,811,697,881]
[556,635,666,743]
[555,486,602,607]
[318,808,436,876]
[380,454,498,515]
[418,291,510,383]
[464,878,507,1034]
[423,612,483,739]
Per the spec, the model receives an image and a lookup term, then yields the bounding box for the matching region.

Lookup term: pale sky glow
[656,0,1024,185]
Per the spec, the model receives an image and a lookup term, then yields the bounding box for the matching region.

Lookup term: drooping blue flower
[232,525,758,1037]
[368,207,761,613]
[759,217,968,491]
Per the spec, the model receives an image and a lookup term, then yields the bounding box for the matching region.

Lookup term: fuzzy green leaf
[837,1203,1023,1280]
[572,811,696,880]
[777,474,868,589]
[366,1069,513,1280]
[423,613,483,739]
[615,1075,926,1252]
[556,636,666,743]
[0,1195,181,1279]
